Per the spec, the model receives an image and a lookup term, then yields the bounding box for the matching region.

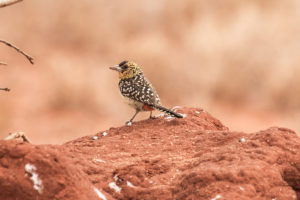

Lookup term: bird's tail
[150,104,183,118]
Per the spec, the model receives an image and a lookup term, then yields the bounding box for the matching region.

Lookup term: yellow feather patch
[119,62,143,80]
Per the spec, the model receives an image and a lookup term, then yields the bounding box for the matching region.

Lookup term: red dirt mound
[0,108,299,200]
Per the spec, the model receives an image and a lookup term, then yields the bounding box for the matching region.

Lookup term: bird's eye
[123,65,128,70]
[119,60,128,66]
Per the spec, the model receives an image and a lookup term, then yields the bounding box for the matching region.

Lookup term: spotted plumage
[119,73,160,106]
[110,60,183,124]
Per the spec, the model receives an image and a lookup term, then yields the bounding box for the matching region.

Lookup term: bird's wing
[119,77,160,105]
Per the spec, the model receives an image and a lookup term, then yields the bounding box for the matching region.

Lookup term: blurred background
[0,0,299,144]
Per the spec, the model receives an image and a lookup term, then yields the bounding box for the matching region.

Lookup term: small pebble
[127,181,136,188]
[103,132,108,136]
[109,182,121,193]
[93,136,98,140]
[93,187,107,200]
[211,194,222,200]
[93,158,106,163]
[172,106,181,110]
[166,116,174,120]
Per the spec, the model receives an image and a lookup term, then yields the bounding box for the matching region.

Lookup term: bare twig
[4,132,30,143]
[0,62,7,65]
[0,0,22,8]
[0,40,34,64]
[0,88,10,91]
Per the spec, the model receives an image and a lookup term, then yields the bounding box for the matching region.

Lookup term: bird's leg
[149,111,156,119]
[126,110,140,125]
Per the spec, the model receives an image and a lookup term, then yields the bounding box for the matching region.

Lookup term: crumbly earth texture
[0,108,299,200]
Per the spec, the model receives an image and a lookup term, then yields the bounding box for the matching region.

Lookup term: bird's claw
[149,116,156,120]
[126,121,133,126]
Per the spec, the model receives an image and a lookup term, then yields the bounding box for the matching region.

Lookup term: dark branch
[0,0,23,8]
[0,40,34,64]
[0,88,10,92]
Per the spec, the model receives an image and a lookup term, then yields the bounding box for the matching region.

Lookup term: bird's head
[109,60,143,80]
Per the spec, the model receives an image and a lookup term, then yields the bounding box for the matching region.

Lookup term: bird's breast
[121,96,144,110]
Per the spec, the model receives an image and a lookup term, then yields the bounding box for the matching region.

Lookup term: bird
[110,60,183,125]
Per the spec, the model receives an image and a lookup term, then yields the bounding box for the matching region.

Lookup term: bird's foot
[149,115,156,120]
[125,121,133,127]
[149,111,156,120]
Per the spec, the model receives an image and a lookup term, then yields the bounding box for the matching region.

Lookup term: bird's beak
[109,65,122,72]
